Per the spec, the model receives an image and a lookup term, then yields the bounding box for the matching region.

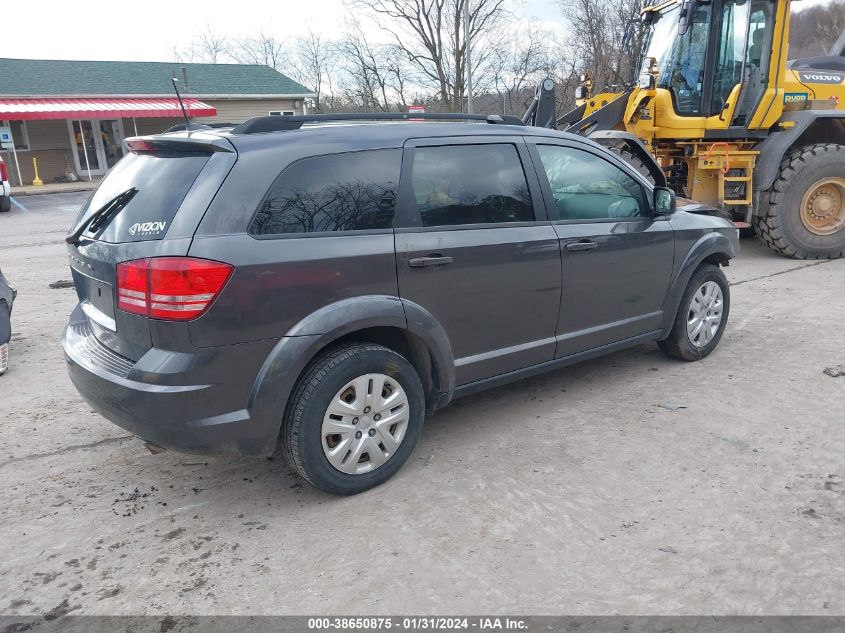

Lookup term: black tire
[607,144,657,184]
[0,196,11,213]
[282,342,425,495]
[754,143,845,259]
[658,264,730,362]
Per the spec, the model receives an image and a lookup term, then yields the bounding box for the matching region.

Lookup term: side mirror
[653,187,676,215]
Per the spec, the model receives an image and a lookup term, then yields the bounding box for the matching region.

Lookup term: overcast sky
[1,0,832,63]
[1,0,564,62]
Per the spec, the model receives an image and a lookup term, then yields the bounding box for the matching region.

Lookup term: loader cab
[642,0,774,126]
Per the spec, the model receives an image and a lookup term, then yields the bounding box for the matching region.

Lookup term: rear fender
[247,296,456,454]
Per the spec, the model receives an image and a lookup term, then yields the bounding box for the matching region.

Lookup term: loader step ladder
[700,143,758,207]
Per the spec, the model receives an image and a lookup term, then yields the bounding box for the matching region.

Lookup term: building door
[68,119,125,178]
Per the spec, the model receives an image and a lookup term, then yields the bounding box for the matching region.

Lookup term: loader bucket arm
[559,88,633,134]
[522,78,558,128]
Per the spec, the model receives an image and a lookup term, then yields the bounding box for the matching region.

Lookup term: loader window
[536,145,647,222]
[655,3,712,115]
[718,1,772,124]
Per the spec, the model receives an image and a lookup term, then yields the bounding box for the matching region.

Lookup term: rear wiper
[66,187,138,245]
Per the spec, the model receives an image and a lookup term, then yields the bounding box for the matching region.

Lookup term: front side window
[654,3,713,116]
[536,145,647,221]
[249,149,400,235]
[411,144,534,227]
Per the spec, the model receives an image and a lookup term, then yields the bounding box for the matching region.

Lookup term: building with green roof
[0,58,315,184]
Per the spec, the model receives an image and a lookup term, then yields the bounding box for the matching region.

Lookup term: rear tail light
[0,160,8,182]
[116,257,233,320]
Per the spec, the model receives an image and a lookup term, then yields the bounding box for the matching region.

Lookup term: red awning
[0,98,216,121]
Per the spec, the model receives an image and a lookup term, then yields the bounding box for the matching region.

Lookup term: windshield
[644,3,713,116]
[643,6,681,78]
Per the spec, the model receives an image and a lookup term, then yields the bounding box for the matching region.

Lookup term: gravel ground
[0,192,843,616]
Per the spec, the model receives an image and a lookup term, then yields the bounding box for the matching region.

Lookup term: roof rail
[231,112,524,134]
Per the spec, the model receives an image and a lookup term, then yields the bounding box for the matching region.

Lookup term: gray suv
[62,114,739,494]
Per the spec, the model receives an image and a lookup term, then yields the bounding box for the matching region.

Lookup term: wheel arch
[660,233,736,335]
[753,111,845,203]
[248,296,455,452]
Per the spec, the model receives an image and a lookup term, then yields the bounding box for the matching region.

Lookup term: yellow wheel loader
[525,0,845,259]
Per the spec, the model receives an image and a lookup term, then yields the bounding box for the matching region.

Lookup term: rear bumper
[62,304,282,456]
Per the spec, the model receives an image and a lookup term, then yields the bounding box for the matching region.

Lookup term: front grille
[65,320,134,378]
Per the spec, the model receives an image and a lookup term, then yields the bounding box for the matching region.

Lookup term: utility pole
[464,0,473,113]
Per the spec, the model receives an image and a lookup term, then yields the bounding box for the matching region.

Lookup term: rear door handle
[409,255,453,268]
[565,240,598,252]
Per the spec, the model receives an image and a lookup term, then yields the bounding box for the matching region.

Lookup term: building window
[1,120,30,151]
[268,111,296,116]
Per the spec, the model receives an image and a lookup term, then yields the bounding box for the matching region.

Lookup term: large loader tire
[754,143,845,259]
[602,142,657,184]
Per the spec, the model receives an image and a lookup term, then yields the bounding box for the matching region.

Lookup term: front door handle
[409,255,453,268]
[565,240,598,252]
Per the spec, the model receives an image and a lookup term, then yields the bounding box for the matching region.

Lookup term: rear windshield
[72,152,210,243]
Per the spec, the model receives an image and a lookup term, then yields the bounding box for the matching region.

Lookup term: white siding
[195,98,303,124]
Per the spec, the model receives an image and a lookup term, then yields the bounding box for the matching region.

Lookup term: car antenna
[170,74,192,131]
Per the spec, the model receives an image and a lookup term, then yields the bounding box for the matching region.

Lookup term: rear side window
[411,144,533,227]
[73,152,210,243]
[249,149,400,235]
[536,145,647,221]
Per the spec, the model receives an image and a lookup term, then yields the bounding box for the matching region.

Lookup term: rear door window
[73,152,211,243]
[249,149,401,235]
[410,144,534,227]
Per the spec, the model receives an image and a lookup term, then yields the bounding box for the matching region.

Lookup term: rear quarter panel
[188,132,405,347]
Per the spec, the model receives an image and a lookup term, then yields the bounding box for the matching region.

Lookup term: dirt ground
[0,192,843,616]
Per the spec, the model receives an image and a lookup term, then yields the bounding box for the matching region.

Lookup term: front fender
[660,231,738,334]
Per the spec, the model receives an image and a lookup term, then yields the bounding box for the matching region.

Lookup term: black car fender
[659,232,737,335]
[246,295,456,450]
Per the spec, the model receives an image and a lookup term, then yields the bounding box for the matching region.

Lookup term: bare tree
[289,31,337,112]
[230,32,287,70]
[339,28,405,111]
[351,0,510,111]
[488,23,556,115]
[558,0,643,93]
[790,0,845,58]
[173,26,231,63]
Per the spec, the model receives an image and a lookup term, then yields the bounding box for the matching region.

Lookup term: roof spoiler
[123,135,235,154]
